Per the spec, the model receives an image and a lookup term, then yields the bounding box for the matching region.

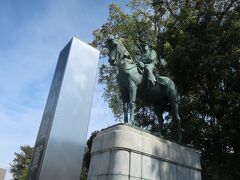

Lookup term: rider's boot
[147,79,155,87]
[148,72,156,87]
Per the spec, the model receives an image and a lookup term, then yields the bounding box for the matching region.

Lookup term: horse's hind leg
[170,98,182,143]
[154,106,164,137]
[123,101,128,123]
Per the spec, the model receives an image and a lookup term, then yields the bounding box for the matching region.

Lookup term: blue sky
[0,0,128,179]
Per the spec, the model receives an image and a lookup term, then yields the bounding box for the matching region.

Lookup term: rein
[118,58,137,71]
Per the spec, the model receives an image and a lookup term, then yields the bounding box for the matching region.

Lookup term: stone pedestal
[88,124,201,180]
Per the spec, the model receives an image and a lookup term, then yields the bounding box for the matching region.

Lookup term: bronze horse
[106,37,182,142]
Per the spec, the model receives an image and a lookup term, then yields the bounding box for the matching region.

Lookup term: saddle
[156,76,169,87]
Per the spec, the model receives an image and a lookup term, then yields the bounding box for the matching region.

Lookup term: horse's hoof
[176,135,182,144]
[127,121,135,126]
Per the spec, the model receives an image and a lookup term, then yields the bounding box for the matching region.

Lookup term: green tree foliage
[92,0,240,179]
[10,145,32,180]
[80,131,99,180]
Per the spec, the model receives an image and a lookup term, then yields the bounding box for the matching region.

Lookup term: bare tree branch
[218,0,237,21]
[164,0,177,18]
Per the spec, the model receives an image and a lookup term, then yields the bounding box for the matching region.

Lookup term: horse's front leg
[121,88,129,123]
[129,82,137,125]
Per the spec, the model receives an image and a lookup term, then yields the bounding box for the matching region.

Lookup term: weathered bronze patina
[105,36,182,142]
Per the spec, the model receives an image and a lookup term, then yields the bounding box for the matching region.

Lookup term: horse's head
[105,36,134,68]
[105,37,118,66]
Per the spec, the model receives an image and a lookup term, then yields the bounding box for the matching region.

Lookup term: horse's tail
[168,78,180,105]
[175,88,180,105]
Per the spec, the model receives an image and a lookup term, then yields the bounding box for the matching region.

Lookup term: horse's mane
[114,39,133,61]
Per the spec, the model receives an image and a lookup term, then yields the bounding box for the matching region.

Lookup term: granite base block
[88,124,201,180]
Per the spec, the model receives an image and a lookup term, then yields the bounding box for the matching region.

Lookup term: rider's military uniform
[138,45,157,86]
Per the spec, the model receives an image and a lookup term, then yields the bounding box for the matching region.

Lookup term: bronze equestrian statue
[105,36,182,142]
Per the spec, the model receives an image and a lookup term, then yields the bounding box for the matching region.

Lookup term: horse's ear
[104,39,111,48]
[103,41,108,48]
